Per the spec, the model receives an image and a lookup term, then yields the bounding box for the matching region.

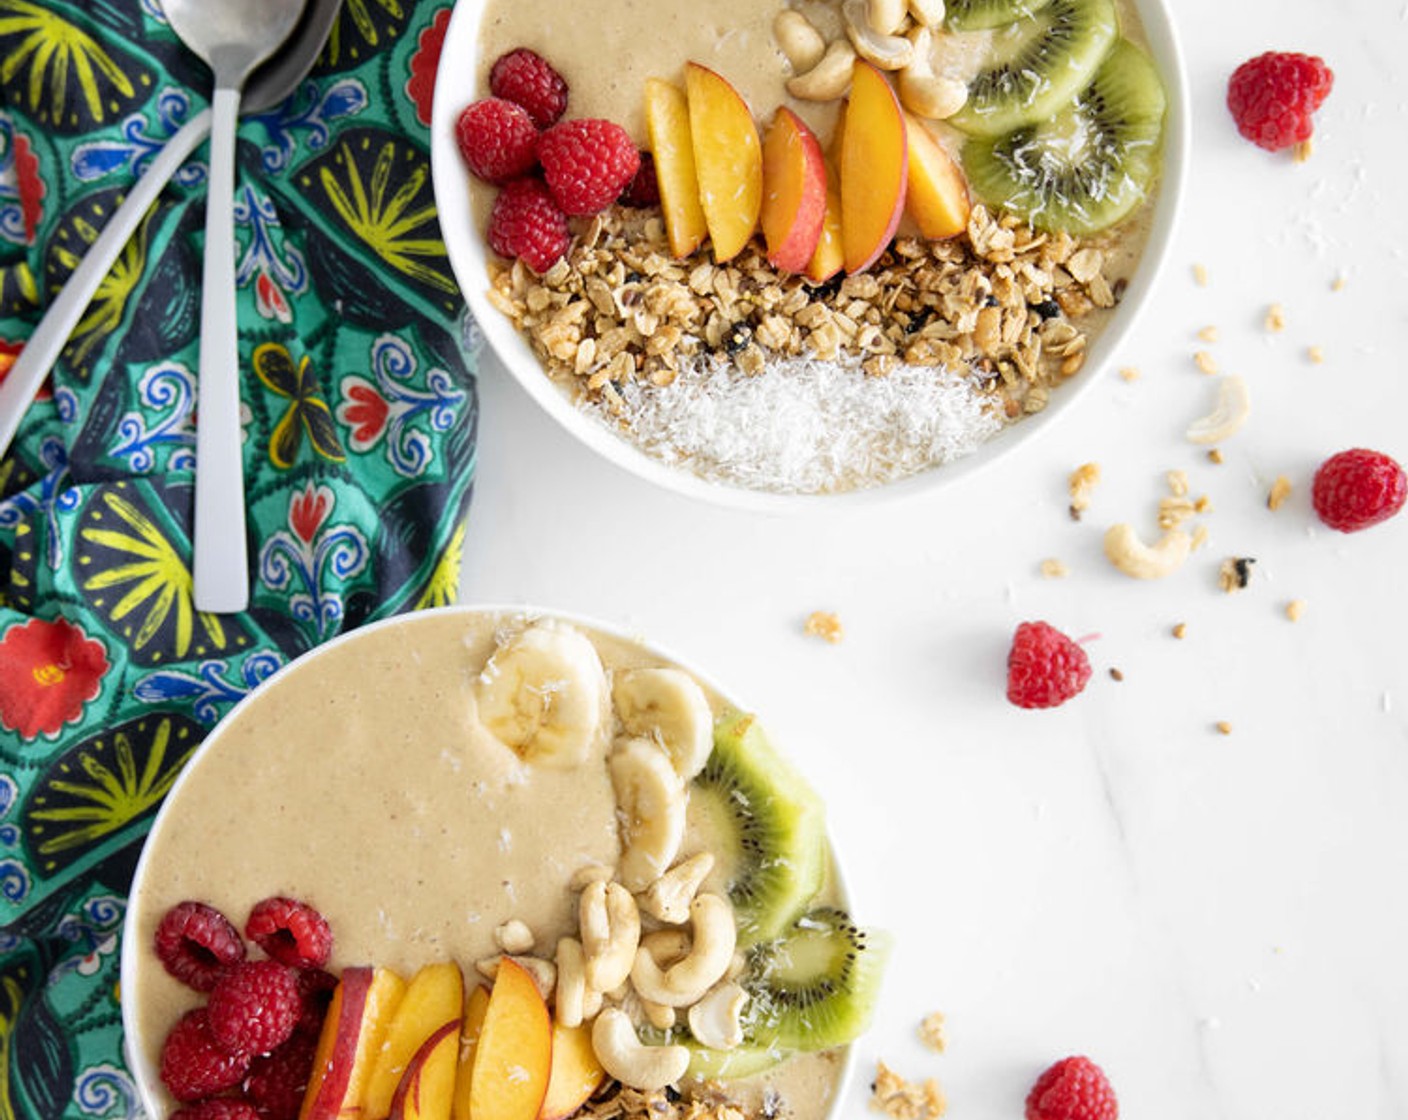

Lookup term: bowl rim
[429,0,1190,513]
[121,603,859,1117]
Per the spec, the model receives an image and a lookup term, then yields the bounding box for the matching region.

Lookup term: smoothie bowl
[121,607,880,1119]
[431,0,1187,508]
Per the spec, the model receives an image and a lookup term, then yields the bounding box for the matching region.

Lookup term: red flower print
[406,6,452,126]
[289,483,333,545]
[337,379,391,448]
[14,132,43,244]
[0,618,110,740]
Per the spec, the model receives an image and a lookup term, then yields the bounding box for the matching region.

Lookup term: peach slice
[644,78,709,258]
[468,959,553,1120]
[537,1021,606,1120]
[450,985,491,1120]
[760,107,828,273]
[389,1020,460,1120]
[841,59,908,273]
[365,962,466,1118]
[903,113,971,240]
[299,966,408,1120]
[684,62,762,262]
[805,160,845,284]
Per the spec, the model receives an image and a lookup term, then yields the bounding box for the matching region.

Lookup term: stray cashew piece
[630,893,737,1007]
[907,0,946,25]
[786,38,857,100]
[494,918,535,955]
[1103,524,1192,580]
[476,955,557,1002]
[898,27,968,119]
[843,0,915,69]
[592,1008,690,1092]
[1186,375,1250,444]
[639,852,716,925]
[773,9,826,72]
[687,982,750,1051]
[580,880,641,993]
[867,0,908,36]
[555,937,588,1028]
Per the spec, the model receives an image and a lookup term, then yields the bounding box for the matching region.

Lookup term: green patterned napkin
[0,1,478,1113]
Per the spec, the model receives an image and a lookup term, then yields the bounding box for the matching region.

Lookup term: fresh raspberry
[456,98,540,184]
[1026,1056,1118,1120]
[487,178,572,273]
[245,1032,317,1120]
[207,960,302,1058]
[1227,51,1334,151]
[293,967,338,1038]
[1006,621,1092,710]
[155,901,247,993]
[172,1100,260,1120]
[245,897,333,970]
[1311,448,1407,532]
[160,1009,250,1102]
[489,47,569,129]
[620,151,660,208]
[537,118,641,216]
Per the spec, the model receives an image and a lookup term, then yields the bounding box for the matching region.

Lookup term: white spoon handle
[192,86,249,614]
[0,110,214,461]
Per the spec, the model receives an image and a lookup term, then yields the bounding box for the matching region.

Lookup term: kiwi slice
[961,37,1166,235]
[689,711,827,945]
[946,0,1054,32]
[948,0,1119,138]
[738,907,891,1052]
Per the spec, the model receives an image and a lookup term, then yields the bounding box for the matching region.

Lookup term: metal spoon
[0,0,341,464]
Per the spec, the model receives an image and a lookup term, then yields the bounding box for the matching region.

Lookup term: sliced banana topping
[612,668,714,781]
[473,622,609,768]
[610,738,687,892]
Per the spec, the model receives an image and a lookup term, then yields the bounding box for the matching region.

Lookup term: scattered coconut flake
[584,355,1004,494]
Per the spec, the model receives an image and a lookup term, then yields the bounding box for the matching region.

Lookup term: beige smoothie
[126,609,856,1119]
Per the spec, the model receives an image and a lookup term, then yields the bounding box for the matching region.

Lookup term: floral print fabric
[0,1,477,1113]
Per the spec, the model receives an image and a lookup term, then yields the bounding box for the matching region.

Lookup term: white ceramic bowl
[121,605,858,1119]
[430,2,1188,511]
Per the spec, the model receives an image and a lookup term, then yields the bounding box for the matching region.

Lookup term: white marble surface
[458,1,1408,1115]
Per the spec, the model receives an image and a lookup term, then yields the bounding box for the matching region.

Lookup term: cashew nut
[773,9,826,73]
[843,0,914,69]
[687,981,750,1051]
[629,893,737,1007]
[898,26,968,119]
[494,918,535,955]
[639,852,716,925]
[569,863,615,891]
[641,928,691,965]
[591,1008,690,1092]
[867,0,908,36]
[786,38,857,101]
[555,937,588,1028]
[476,954,557,1002]
[641,997,678,1031]
[907,0,946,25]
[610,738,687,892]
[1185,374,1250,444]
[1103,523,1192,580]
[581,879,641,993]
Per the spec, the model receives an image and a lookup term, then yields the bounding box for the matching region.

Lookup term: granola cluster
[486,204,1128,421]
[577,1084,758,1120]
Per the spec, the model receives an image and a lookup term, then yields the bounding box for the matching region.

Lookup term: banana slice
[609,738,687,891]
[612,668,714,781]
[474,622,609,768]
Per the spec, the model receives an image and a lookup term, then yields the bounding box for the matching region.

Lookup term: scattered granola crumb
[1216,720,1234,736]
[1331,273,1347,293]
[1167,469,1189,498]
[1265,303,1286,333]
[1109,667,1125,682]
[1285,599,1306,622]
[1194,494,1213,514]
[918,1012,947,1054]
[1194,350,1219,375]
[1197,325,1220,343]
[1039,558,1070,579]
[1159,495,1197,530]
[1191,523,1211,551]
[804,611,845,644]
[1068,462,1101,519]
[871,1061,946,1120]
[1293,138,1313,162]
[1267,475,1293,511]
[1307,345,1324,364]
[1207,448,1225,465]
[1193,263,1209,287]
[1118,366,1141,383]
[1219,556,1255,592]
[1172,622,1188,640]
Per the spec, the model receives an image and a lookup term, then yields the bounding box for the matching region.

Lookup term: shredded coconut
[585,355,1003,494]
